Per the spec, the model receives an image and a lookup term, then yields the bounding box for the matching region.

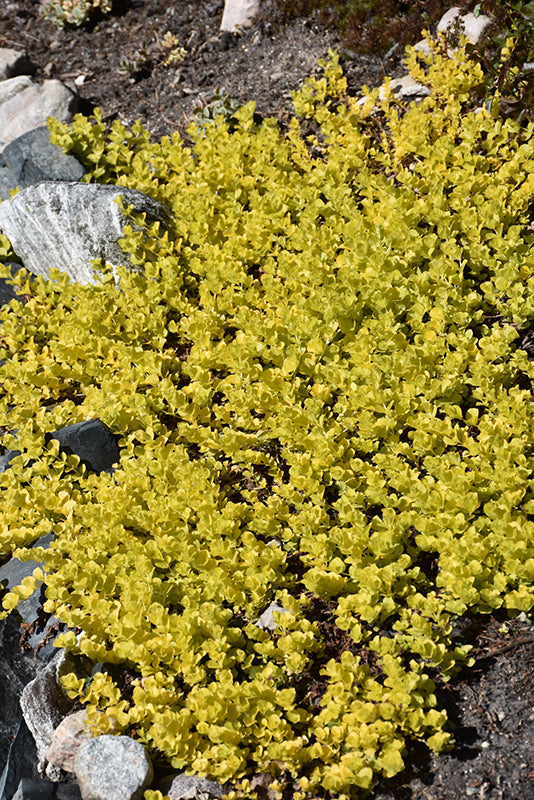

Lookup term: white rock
[0,80,79,151]
[437,7,492,44]
[0,48,34,82]
[412,39,433,58]
[388,74,431,100]
[255,602,291,632]
[74,735,153,800]
[437,7,462,34]
[0,181,172,285]
[0,75,34,107]
[461,12,492,44]
[46,710,93,774]
[220,0,260,32]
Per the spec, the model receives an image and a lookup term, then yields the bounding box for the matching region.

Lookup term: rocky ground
[1,1,534,799]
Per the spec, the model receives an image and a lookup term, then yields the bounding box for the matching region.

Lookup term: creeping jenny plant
[1,37,534,799]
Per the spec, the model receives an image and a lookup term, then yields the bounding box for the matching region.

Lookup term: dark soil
[0,0,399,141]
[370,614,534,800]
[1,2,534,799]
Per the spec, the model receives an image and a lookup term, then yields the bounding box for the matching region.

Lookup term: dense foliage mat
[1,38,534,799]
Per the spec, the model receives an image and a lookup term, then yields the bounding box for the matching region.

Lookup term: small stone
[460,12,492,45]
[436,7,492,44]
[412,39,433,57]
[0,80,79,151]
[46,711,92,774]
[74,735,153,800]
[388,74,431,100]
[1,420,120,476]
[45,419,121,475]
[0,126,85,201]
[255,602,290,632]
[220,0,259,32]
[436,7,462,34]
[157,773,225,800]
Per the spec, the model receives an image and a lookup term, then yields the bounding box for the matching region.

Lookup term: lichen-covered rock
[73,736,153,800]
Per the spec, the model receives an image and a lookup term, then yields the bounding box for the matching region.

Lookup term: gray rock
[0,533,58,663]
[0,76,34,107]
[255,602,290,632]
[0,449,21,472]
[0,126,86,201]
[0,80,79,151]
[0,49,35,82]
[0,161,18,202]
[0,720,39,800]
[11,777,55,800]
[56,785,83,800]
[0,613,43,797]
[0,181,173,285]
[157,774,224,800]
[46,711,92,774]
[20,649,90,781]
[73,736,153,800]
[45,420,121,474]
[1,421,120,479]
[0,533,54,595]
